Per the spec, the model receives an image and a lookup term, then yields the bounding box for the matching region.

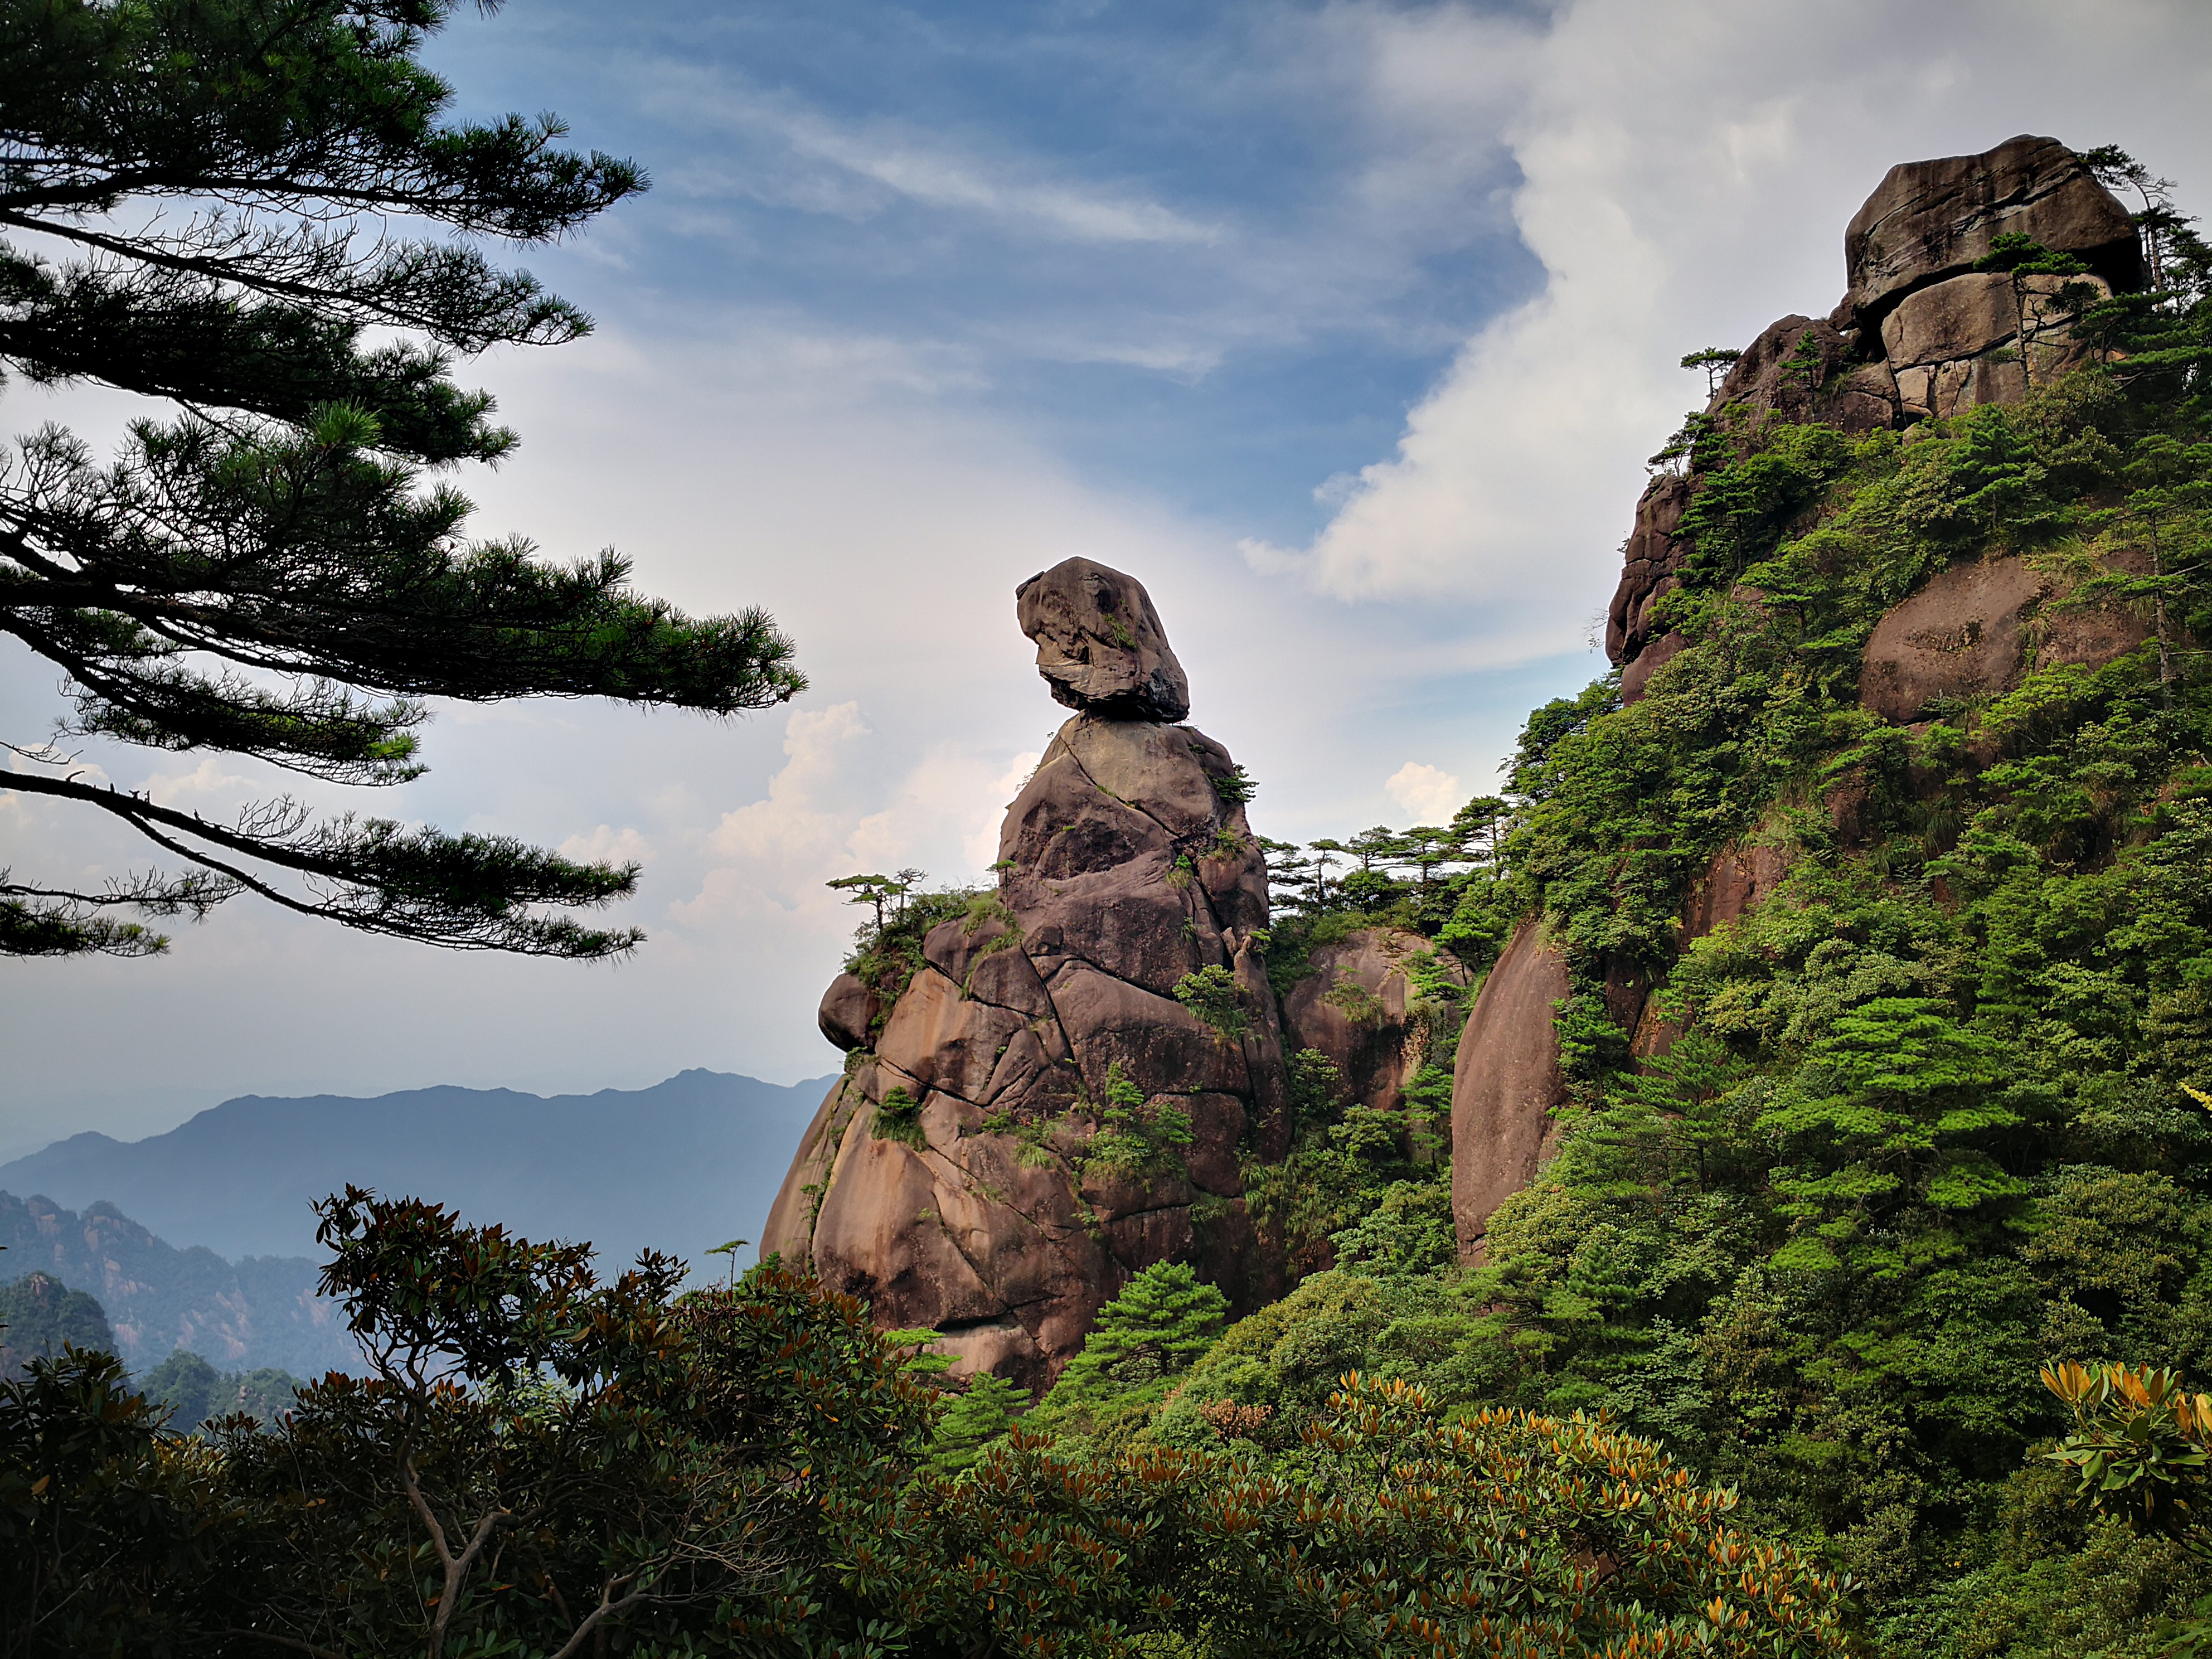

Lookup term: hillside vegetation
[953,186,2212,1657]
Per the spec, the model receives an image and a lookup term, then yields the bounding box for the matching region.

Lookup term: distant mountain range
[0,1193,351,1374]
[0,1069,836,1372]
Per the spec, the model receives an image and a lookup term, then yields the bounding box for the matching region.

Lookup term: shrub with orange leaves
[2043,1358,2212,1544]
[1196,1398,1272,1440]
[842,1371,1852,1657]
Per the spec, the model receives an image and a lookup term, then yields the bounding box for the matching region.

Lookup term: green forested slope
[989,215,2212,1656]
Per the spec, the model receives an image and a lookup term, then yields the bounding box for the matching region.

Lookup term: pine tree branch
[3,770,644,957]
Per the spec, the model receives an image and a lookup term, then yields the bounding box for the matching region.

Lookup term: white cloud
[1384,761,1463,824]
[683,701,872,916]
[969,750,1041,872]
[557,824,653,867]
[1255,0,2212,664]
[648,73,1216,246]
[143,756,250,808]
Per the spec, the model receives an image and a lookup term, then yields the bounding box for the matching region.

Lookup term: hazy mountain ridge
[2,1068,836,1267]
[0,1192,347,1374]
[0,1069,835,1373]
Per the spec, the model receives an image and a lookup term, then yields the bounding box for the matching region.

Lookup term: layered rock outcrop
[761,560,1286,1388]
[1606,135,2141,700]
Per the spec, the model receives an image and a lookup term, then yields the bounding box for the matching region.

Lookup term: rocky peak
[1458,137,2158,1263]
[762,561,1286,1388]
[1606,135,2143,702]
[1838,134,2141,333]
[1017,556,1191,723]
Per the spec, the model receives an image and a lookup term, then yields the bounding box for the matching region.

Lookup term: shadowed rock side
[761,560,1284,1389]
[1281,926,1469,1125]
[1607,135,2141,709]
[1450,921,1570,1257]
[1457,136,2156,1260]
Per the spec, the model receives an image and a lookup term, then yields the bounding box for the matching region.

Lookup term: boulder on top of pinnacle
[1017,557,1191,722]
[1839,134,2140,331]
[765,556,1286,1387]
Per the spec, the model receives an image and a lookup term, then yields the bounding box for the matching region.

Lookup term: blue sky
[431,0,1544,542]
[7,0,2212,1157]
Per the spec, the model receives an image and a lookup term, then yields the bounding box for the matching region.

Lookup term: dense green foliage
[1,0,803,960]
[1244,920,1476,1276]
[134,1350,303,1434]
[833,869,991,1025]
[0,1194,1840,1657]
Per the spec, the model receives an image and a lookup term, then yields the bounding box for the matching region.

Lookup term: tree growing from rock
[1041,1260,1230,1414]
[1681,346,1744,397]
[0,0,805,961]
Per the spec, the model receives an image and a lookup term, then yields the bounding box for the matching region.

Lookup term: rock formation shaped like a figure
[762,560,1286,1388]
[1605,135,2142,704]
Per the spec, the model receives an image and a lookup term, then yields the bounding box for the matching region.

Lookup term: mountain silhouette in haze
[1,1069,836,1274]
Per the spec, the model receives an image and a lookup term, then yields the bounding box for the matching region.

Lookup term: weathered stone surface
[874,969,1028,1105]
[810,1107,1006,1328]
[1860,553,2153,721]
[1282,927,1468,1119]
[1841,134,2140,329]
[1681,842,1792,942]
[759,1075,852,1263]
[1606,475,1693,664]
[1881,270,2114,415]
[1451,920,1572,1259]
[1182,1093,1246,1196]
[1620,630,1688,705]
[964,944,1054,1017]
[818,974,876,1052]
[1016,858,1210,997]
[1881,271,2022,367]
[1706,316,1877,430]
[1017,557,1191,722]
[766,560,1284,1384]
[1860,556,2046,720]
[1049,962,1251,1099]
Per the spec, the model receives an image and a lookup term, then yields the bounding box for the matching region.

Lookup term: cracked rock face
[760,560,1284,1389]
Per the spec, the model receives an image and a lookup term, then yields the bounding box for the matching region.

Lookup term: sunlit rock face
[760,559,1286,1389]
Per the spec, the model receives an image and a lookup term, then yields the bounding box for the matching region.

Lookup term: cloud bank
[1252,0,2212,661]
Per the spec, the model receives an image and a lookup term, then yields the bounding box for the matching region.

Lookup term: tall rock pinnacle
[761,559,1286,1387]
